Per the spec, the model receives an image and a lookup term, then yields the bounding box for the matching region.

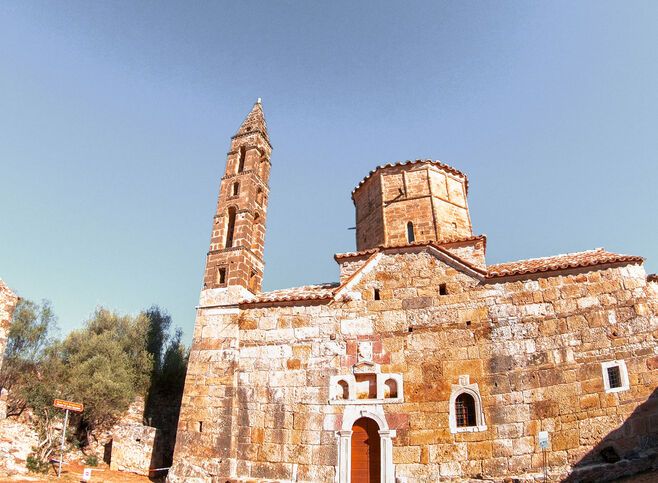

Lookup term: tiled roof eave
[239,294,334,306]
[486,255,644,280]
[351,159,469,200]
[335,235,486,261]
[239,248,644,306]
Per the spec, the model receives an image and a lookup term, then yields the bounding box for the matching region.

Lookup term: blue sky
[1,1,657,343]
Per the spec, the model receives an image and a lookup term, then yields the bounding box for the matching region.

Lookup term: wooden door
[351,417,381,483]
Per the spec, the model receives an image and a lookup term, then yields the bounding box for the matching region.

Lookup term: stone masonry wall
[169,250,658,482]
[354,163,472,251]
[0,279,18,421]
[0,280,18,374]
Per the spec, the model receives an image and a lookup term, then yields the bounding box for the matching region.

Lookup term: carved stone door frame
[335,406,396,483]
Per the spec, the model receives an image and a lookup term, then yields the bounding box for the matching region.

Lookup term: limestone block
[340,317,373,336]
[110,424,160,476]
[393,445,421,464]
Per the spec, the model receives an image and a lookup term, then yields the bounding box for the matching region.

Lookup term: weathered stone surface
[109,398,166,476]
[0,417,39,477]
[0,279,18,421]
[167,106,658,483]
[0,279,18,379]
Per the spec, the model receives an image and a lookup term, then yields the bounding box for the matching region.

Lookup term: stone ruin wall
[0,280,18,375]
[169,251,658,482]
[0,280,18,420]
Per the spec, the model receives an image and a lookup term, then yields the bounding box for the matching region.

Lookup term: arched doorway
[351,417,381,483]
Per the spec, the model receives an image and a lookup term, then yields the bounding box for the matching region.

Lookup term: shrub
[84,454,99,466]
[26,453,50,474]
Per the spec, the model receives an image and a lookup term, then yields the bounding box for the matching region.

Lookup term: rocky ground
[0,416,160,483]
[1,460,158,482]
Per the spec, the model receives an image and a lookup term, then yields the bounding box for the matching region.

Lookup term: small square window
[373,288,381,301]
[439,283,448,296]
[601,360,629,393]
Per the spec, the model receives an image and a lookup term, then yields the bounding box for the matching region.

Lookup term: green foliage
[4,299,56,362]
[59,308,154,429]
[84,454,99,466]
[5,299,188,452]
[157,328,189,394]
[145,306,172,375]
[26,453,50,474]
[0,299,58,416]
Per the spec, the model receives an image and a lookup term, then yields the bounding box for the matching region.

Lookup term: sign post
[53,399,84,478]
[538,431,549,481]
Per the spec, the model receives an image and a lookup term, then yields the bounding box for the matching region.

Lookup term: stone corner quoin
[166,100,658,483]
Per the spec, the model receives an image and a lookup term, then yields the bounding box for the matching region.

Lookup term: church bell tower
[202,100,271,293]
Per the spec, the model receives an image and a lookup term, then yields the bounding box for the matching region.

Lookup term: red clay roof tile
[351,159,469,200]
[487,249,643,278]
[334,235,486,261]
[240,282,339,305]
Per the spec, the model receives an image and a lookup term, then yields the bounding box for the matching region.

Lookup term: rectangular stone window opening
[217,267,227,285]
[601,360,630,393]
[198,421,203,433]
[237,146,246,173]
[373,288,381,301]
[607,366,622,389]
[439,283,448,295]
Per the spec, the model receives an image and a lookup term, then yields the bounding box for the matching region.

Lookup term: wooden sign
[53,399,84,413]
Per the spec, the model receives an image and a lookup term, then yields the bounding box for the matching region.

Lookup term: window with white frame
[601,360,629,393]
[449,378,487,433]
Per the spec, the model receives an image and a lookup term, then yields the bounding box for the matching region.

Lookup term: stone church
[168,102,658,482]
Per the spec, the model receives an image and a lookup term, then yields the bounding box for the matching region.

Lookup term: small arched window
[455,393,477,427]
[249,270,258,292]
[225,207,237,248]
[406,221,415,243]
[337,380,349,400]
[237,146,246,173]
[384,379,398,398]
[232,182,240,196]
[256,188,264,206]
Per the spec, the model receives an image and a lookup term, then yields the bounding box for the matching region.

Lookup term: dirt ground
[2,465,656,482]
[0,460,162,483]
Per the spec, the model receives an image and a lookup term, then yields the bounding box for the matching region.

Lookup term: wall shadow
[564,388,658,482]
[145,387,184,481]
